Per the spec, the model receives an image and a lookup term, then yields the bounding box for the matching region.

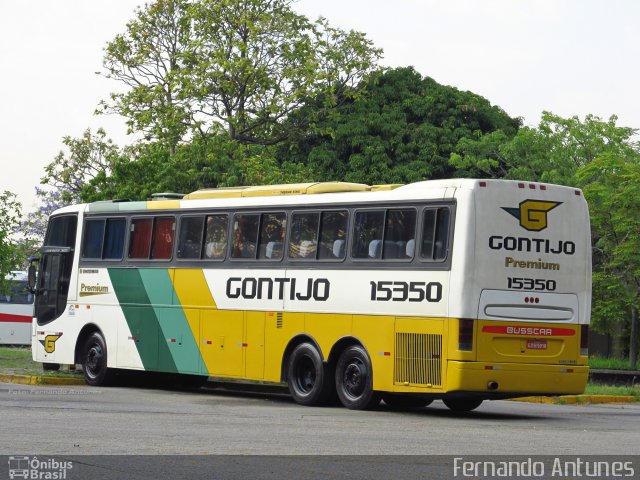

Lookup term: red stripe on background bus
[482,325,575,336]
[0,313,32,323]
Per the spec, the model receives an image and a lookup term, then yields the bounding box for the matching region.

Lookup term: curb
[0,374,637,404]
[510,395,637,405]
[0,373,85,386]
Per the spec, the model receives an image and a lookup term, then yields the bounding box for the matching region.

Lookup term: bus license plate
[527,339,547,350]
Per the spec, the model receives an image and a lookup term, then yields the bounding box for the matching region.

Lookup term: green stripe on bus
[138,269,203,374]
[107,268,178,373]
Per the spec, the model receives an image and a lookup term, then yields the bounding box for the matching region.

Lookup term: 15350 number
[370,281,442,302]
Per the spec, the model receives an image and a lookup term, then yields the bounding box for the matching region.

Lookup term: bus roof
[50,179,582,216]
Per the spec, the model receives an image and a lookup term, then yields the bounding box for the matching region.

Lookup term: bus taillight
[459,319,474,351]
[580,325,589,356]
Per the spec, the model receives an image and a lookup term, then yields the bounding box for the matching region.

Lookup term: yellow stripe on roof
[183,182,371,199]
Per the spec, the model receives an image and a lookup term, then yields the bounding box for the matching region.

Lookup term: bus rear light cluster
[458,318,474,351]
[580,324,589,356]
[524,297,540,304]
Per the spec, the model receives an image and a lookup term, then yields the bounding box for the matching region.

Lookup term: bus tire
[287,343,333,406]
[335,345,380,410]
[383,394,433,409]
[443,398,483,412]
[82,332,115,386]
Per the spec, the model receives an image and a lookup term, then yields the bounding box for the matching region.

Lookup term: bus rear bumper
[446,361,589,396]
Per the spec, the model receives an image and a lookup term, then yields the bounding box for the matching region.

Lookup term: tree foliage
[0,192,24,292]
[42,128,120,203]
[577,153,640,366]
[277,67,520,184]
[100,0,381,149]
[451,112,638,185]
[99,0,193,153]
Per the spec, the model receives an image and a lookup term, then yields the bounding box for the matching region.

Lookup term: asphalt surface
[1,381,639,456]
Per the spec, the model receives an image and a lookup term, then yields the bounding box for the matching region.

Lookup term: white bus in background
[0,271,34,345]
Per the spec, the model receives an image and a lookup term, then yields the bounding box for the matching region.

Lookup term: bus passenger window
[82,219,105,258]
[352,211,384,259]
[383,209,416,260]
[103,218,126,259]
[421,207,450,261]
[178,216,204,259]
[257,213,286,260]
[128,218,153,259]
[290,213,319,259]
[151,217,175,260]
[232,214,259,259]
[204,214,228,259]
[318,211,348,260]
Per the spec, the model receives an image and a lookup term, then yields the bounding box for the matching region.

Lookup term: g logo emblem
[39,334,62,353]
[502,200,562,232]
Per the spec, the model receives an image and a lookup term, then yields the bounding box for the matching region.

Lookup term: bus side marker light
[203,340,212,345]
[560,369,574,373]
[378,352,391,356]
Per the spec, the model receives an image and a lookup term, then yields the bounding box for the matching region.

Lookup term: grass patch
[0,346,81,376]
[0,346,32,369]
[584,383,640,400]
[589,355,640,371]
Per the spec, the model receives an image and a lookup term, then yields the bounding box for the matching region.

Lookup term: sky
[1,0,639,213]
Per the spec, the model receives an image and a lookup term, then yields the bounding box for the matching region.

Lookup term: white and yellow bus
[29,179,591,411]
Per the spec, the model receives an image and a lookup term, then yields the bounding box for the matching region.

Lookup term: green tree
[100,0,381,150]
[451,112,637,186]
[99,0,192,154]
[577,154,640,368]
[278,67,520,184]
[42,128,121,203]
[0,192,24,293]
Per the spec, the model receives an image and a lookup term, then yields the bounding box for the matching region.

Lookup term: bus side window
[289,212,319,259]
[257,213,286,260]
[82,219,105,258]
[383,209,417,260]
[128,218,153,259]
[204,214,228,259]
[150,217,176,260]
[318,211,348,260]
[421,207,450,262]
[232,214,260,259]
[178,216,205,259]
[103,218,126,259]
[352,211,384,259]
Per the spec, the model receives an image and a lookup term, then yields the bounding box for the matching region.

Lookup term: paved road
[1,381,639,455]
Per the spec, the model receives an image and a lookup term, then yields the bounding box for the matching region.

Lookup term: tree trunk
[629,306,639,370]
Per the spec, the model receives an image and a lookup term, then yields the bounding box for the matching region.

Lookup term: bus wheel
[335,345,380,410]
[443,398,483,412]
[383,395,433,409]
[287,343,332,406]
[82,332,115,386]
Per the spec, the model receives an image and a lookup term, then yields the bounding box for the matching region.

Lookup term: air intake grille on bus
[394,333,442,387]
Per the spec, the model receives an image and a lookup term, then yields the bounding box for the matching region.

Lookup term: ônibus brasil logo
[501,200,562,232]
